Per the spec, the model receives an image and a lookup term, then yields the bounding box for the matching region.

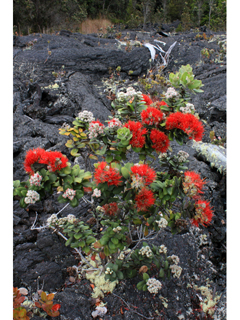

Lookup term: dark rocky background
[13,27,226,319]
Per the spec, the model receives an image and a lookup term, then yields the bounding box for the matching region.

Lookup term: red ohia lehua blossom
[150,129,170,153]
[130,164,156,187]
[191,199,213,227]
[183,113,204,141]
[165,112,186,131]
[94,162,122,186]
[141,107,164,126]
[183,171,206,197]
[47,151,69,172]
[24,148,69,174]
[124,120,147,148]
[135,187,155,212]
[24,148,47,174]
[142,94,153,106]
[165,112,204,141]
[102,202,119,216]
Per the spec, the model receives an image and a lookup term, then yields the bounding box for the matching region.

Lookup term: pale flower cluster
[108,118,122,129]
[24,190,40,204]
[78,110,95,123]
[116,87,142,102]
[62,188,76,201]
[92,188,101,197]
[168,254,180,265]
[105,267,113,275]
[29,172,42,187]
[118,247,131,260]
[146,278,162,294]
[165,87,178,99]
[169,264,182,278]
[139,246,153,258]
[156,217,168,228]
[47,214,77,227]
[168,254,182,278]
[177,150,189,162]
[113,226,122,233]
[47,214,58,226]
[180,103,195,114]
[159,153,168,160]
[88,121,105,139]
[159,244,168,254]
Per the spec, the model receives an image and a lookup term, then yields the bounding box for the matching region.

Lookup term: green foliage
[13,0,226,35]
[169,64,204,93]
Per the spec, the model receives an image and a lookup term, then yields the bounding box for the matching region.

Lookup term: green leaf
[160,105,171,111]
[75,190,84,199]
[133,218,142,225]
[74,233,82,240]
[104,245,110,256]
[142,284,148,291]
[116,270,124,280]
[142,273,149,281]
[111,264,118,272]
[137,280,145,290]
[20,198,28,208]
[100,236,109,246]
[61,166,72,175]
[65,237,73,246]
[78,240,86,247]
[159,268,165,278]
[86,236,96,245]
[111,238,119,245]
[164,260,169,270]
[13,180,20,188]
[121,167,130,179]
[105,155,113,163]
[57,195,68,204]
[109,241,116,250]
[72,165,80,176]
[71,148,80,157]
[69,197,78,207]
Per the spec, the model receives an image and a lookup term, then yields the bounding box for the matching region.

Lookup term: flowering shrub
[13,65,214,298]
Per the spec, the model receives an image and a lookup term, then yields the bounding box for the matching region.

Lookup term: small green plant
[168,64,204,93]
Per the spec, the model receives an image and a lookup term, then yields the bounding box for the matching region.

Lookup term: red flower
[159,101,168,107]
[142,94,153,106]
[124,121,147,148]
[183,171,205,197]
[183,113,204,141]
[24,148,48,174]
[131,164,156,187]
[102,202,119,216]
[165,112,186,131]
[94,162,122,186]
[135,188,155,212]
[24,148,68,174]
[141,107,164,126]
[52,304,61,312]
[191,199,213,227]
[47,151,69,172]
[165,112,204,141]
[150,129,170,153]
